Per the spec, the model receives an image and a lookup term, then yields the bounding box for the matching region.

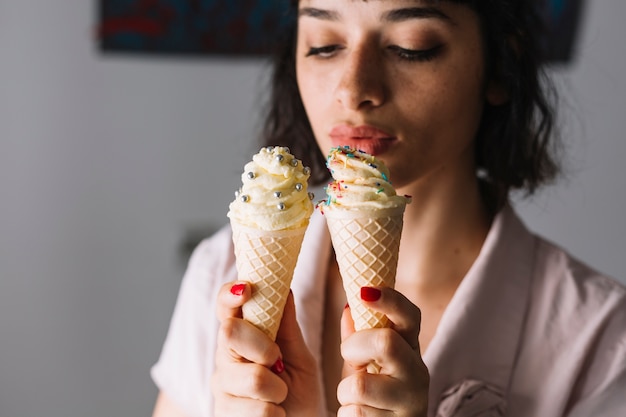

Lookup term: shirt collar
[423,205,536,411]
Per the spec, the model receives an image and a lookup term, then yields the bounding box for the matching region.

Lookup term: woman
[151,1,626,416]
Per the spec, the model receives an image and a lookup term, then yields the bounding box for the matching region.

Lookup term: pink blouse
[151,206,626,417]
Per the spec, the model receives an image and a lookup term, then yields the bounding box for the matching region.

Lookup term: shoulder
[531,236,626,319]
[188,223,234,269]
[528,235,626,392]
[509,229,626,413]
[182,223,237,295]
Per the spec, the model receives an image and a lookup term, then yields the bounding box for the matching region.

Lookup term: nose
[334,43,386,110]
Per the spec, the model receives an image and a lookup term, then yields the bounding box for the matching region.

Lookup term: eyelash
[306,45,343,58]
[305,44,443,62]
[388,45,443,62]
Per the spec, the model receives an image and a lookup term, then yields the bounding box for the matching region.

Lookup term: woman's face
[296,0,494,190]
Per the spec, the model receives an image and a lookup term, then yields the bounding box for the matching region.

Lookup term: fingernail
[361,287,381,302]
[230,283,246,296]
[271,358,285,374]
[344,302,350,309]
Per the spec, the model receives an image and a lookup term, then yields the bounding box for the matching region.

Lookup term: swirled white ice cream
[319,146,410,213]
[228,146,314,231]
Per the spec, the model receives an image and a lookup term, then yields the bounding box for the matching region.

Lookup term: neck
[395,166,492,300]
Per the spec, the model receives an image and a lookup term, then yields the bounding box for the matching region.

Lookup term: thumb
[340,304,357,377]
[340,303,355,343]
[275,291,312,369]
[276,290,306,358]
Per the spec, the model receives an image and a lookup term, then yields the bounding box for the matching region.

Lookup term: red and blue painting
[98,0,584,62]
[98,0,292,56]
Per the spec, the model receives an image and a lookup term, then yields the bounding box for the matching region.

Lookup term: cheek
[296,64,330,150]
[297,63,329,121]
[410,61,485,131]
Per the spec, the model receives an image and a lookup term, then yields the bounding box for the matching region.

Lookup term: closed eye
[388,45,443,62]
[306,45,343,58]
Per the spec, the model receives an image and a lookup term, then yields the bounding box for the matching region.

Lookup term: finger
[337,371,422,412]
[216,281,251,322]
[340,303,355,343]
[337,404,393,417]
[214,394,286,417]
[340,304,358,378]
[216,316,282,368]
[275,291,305,348]
[275,291,318,378]
[341,327,420,378]
[212,361,288,404]
[360,286,422,351]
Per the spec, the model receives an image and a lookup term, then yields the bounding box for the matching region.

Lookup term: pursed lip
[329,124,397,155]
[329,124,394,140]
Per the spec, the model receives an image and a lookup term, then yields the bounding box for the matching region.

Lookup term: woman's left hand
[338,286,430,417]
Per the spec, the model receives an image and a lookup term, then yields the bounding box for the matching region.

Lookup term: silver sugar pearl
[295,183,303,192]
[290,159,299,167]
[303,167,311,175]
[247,172,255,179]
[277,202,286,211]
[241,195,250,203]
[274,191,282,198]
[276,154,284,163]
[235,190,241,198]
[309,192,315,200]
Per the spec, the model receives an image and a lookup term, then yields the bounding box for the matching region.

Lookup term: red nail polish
[230,283,246,296]
[344,302,350,309]
[271,358,285,374]
[361,287,381,302]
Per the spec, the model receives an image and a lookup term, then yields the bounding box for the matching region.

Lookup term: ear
[486,79,509,106]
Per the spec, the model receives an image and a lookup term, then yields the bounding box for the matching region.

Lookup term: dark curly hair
[261,0,560,209]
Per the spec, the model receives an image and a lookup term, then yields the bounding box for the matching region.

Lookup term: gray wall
[0,1,623,417]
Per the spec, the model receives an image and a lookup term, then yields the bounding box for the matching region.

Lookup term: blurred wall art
[98,0,584,62]
[98,0,291,56]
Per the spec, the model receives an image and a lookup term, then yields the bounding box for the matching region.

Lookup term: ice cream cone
[324,206,404,331]
[231,222,307,341]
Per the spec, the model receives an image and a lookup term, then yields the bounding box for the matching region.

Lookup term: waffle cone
[231,222,307,341]
[324,207,404,332]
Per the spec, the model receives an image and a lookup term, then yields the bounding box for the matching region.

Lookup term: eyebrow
[298,5,452,24]
[298,7,339,20]
[383,7,451,23]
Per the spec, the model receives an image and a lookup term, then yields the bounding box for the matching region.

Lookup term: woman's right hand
[212,281,320,417]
